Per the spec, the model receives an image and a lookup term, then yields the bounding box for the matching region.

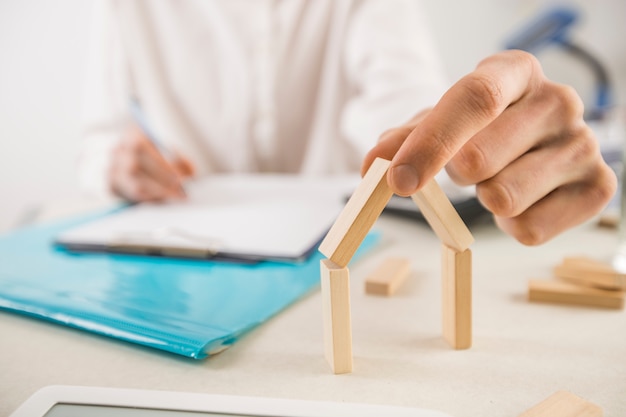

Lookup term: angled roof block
[318,157,393,267]
[411,179,474,252]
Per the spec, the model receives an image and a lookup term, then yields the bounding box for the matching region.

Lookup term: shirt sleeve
[77,0,133,199]
[341,0,450,160]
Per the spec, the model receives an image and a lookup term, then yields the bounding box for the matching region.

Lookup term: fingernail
[390,164,420,195]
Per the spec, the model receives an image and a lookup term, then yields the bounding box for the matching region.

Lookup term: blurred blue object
[505,8,578,52]
[0,210,379,359]
[505,6,613,120]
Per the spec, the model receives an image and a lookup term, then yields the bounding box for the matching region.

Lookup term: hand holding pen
[108,100,196,202]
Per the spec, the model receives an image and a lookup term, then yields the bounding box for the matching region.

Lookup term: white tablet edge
[10,385,453,417]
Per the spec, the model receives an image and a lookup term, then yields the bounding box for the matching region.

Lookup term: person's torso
[117,0,355,174]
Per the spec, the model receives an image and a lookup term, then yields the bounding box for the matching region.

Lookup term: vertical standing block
[442,244,472,349]
[518,390,603,417]
[411,179,474,252]
[318,157,394,267]
[320,259,353,374]
[365,257,411,296]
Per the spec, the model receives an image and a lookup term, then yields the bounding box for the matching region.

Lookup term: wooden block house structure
[318,157,475,374]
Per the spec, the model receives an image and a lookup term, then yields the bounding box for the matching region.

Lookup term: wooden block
[597,211,618,229]
[441,244,472,349]
[320,259,353,374]
[411,179,474,252]
[365,257,411,296]
[318,158,394,267]
[554,256,626,290]
[518,390,603,417]
[528,279,625,309]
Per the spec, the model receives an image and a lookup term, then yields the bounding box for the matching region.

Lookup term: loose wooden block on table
[528,279,625,309]
[441,244,472,349]
[518,390,603,417]
[554,256,626,290]
[410,179,474,252]
[320,259,353,374]
[318,157,394,268]
[365,257,411,296]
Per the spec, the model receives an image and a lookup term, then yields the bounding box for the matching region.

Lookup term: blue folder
[0,210,378,359]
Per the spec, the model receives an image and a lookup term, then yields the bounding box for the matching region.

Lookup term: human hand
[363,50,617,245]
[109,124,196,202]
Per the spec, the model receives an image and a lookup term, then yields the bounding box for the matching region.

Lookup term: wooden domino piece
[518,390,603,417]
[411,179,474,252]
[318,157,394,267]
[528,279,624,309]
[554,256,626,290]
[365,257,411,296]
[441,244,472,349]
[320,259,353,374]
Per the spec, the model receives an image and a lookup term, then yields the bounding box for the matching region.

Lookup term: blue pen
[129,98,172,158]
[129,98,186,195]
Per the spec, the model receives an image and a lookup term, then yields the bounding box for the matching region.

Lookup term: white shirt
[79,0,448,197]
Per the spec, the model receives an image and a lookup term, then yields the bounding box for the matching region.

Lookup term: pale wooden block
[320,259,353,374]
[365,257,411,296]
[528,279,625,309]
[411,179,474,252]
[518,390,603,417]
[554,256,626,290]
[318,157,394,267]
[441,244,472,349]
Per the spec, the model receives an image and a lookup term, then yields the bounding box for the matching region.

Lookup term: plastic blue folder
[0,210,378,359]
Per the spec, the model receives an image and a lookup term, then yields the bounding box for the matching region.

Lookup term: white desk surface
[1,213,625,417]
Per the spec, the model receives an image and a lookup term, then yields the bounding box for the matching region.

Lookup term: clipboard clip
[110,227,222,256]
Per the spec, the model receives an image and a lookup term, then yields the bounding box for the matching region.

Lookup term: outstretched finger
[361,109,431,176]
[388,50,543,196]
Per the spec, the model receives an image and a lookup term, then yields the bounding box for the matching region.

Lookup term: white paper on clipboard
[55,174,358,262]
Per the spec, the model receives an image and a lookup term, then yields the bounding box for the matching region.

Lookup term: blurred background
[0,0,625,233]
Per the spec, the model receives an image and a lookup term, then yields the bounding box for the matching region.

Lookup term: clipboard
[55,175,359,262]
